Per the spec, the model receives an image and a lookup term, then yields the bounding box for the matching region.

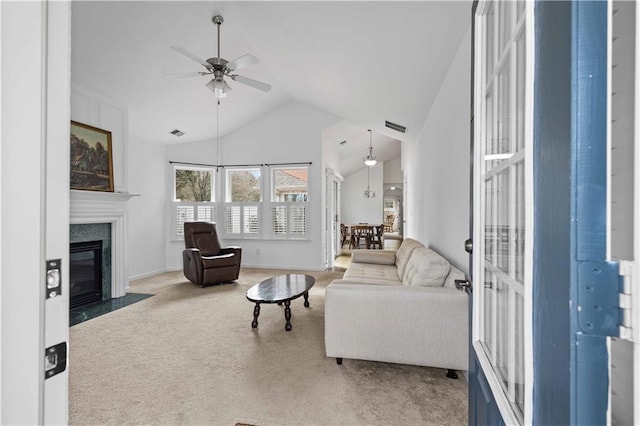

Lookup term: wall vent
[384,121,407,134]
[170,129,185,137]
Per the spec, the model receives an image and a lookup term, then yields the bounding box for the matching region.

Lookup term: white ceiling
[71,1,471,166]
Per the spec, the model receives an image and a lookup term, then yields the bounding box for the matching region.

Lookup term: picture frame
[70,121,114,192]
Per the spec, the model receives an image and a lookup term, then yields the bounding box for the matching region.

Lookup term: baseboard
[240,264,324,271]
[130,264,323,282]
[129,268,176,281]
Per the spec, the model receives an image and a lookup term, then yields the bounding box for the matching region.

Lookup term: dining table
[345,224,378,249]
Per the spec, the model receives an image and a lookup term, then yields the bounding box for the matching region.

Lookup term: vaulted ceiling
[71,1,471,170]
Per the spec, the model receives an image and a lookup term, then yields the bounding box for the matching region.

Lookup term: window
[271,167,308,237]
[173,166,215,239]
[225,168,261,236]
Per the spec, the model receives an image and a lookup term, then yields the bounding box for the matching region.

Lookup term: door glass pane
[498,58,511,155]
[496,168,510,274]
[496,278,509,383]
[498,0,512,54]
[486,3,495,85]
[484,269,495,356]
[516,0,525,21]
[485,176,495,264]
[516,29,526,152]
[515,292,525,416]
[515,161,525,282]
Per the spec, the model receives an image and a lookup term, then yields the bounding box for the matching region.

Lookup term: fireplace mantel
[70,190,139,298]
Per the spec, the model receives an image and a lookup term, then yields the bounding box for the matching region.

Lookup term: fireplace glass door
[70,240,103,308]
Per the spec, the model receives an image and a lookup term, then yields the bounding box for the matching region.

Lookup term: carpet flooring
[69,268,468,425]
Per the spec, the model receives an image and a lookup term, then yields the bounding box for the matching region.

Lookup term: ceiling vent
[170,129,185,137]
[385,120,407,134]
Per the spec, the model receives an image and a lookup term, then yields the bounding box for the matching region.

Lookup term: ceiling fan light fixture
[363,129,377,167]
[205,79,227,99]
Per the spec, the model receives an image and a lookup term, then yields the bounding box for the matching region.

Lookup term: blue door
[469,1,616,424]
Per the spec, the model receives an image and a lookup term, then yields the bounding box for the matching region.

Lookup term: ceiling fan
[168,15,271,99]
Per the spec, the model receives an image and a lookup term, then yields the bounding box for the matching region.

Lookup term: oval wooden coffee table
[246,274,315,331]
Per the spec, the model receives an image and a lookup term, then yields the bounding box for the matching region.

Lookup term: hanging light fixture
[363,129,377,166]
[363,166,376,198]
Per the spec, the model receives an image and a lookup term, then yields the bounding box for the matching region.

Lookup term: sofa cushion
[343,262,402,285]
[395,238,425,278]
[351,250,397,265]
[403,247,451,287]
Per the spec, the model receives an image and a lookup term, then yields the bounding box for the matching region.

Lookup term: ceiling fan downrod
[213,15,223,62]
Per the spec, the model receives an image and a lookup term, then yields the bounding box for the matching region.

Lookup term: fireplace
[70,190,137,299]
[70,240,103,308]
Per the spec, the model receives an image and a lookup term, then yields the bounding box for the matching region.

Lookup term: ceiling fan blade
[226,54,259,72]
[170,45,210,69]
[230,74,271,92]
[163,71,211,79]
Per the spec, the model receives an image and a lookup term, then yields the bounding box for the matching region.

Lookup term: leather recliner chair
[183,222,242,287]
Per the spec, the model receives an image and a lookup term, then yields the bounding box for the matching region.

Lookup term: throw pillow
[404,247,451,287]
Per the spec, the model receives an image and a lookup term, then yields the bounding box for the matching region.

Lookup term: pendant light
[363,129,377,167]
[363,166,376,198]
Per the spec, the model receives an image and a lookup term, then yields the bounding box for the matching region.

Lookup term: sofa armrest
[325,282,469,371]
[350,249,397,265]
[220,246,242,267]
[183,248,202,284]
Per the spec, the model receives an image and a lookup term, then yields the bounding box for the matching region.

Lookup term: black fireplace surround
[70,240,103,308]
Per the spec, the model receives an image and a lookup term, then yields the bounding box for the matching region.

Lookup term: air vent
[170,129,185,137]
[385,121,407,134]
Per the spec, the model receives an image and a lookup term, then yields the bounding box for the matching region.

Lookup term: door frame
[324,168,342,268]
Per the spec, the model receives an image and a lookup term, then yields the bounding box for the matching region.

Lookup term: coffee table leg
[251,303,260,328]
[284,300,292,331]
[303,291,310,307]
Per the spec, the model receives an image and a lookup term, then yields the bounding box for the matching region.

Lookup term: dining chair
[340,224,349,248]
[369,224,385,249]
[351,225,373,249]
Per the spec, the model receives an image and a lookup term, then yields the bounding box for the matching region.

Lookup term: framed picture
[70,121,114,192]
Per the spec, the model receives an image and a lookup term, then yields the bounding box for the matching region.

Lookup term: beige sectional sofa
[324,238,469,374]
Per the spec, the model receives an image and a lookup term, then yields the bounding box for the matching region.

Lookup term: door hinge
[577,260,620,337]
[618,260,635,342]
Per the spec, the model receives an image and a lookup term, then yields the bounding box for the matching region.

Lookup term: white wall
[165,101,339,271]
[341,163,384,225]
[403,27,471,271]
[70,85,128,192]
[127,136,166,279]
[383,156,402,184]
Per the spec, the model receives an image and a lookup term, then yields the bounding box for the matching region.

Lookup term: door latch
[455,279,472,292]
[45,259,61,299]
[45,342,67,379]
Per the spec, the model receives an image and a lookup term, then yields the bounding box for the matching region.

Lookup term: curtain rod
[169,161,219,168]
[169,161,313,168]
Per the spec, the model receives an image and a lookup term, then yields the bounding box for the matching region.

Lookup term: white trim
[633,3,640,424]
[606,0,613,260]
[0,0,4,416]
[129,268,173,282]
[70,190,138,298]
[523,0,535,423]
